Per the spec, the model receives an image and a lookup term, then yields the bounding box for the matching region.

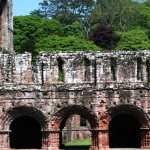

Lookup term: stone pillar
[99,129,109,149]
[47,130,60,150]
[90,129,99,150]
[0,16,2,47]
[0,130,10,149]
[141,128,150,148]
[98,111,109,149]
[42,131,50,149]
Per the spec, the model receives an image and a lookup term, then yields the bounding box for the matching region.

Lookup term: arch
[5,106,47,129]
[50,105,99,150]
[10,116,42,149]
[108,104,150,148]
[53,105,98,129]
[4,106,48,149]
[109,104,150,127]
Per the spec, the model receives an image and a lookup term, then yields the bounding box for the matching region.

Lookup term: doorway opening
[10,116,42,149]
[53,105,98,150]
[109,113,141,148]
[61,115,91,150]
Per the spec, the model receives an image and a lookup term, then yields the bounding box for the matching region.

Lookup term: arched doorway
[7,106,47,149]
[50,105,99,150]
[10,116,42,149]
[61,115,91,150]
[109,105,149,148]
[109,114,141,148]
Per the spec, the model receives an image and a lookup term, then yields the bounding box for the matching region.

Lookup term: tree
[35,35,99,52]
[116,28,150,50]
[14,16,63,55]
[14,15,99,55]
[63,21,84,38]
[91,0,137,31]
[31,0,95,37]
[34,0,95,20]
[144,0,150,6]
[135,4,150,28]
[89,24,120,50]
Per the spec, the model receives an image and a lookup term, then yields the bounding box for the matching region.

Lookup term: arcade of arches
[1,1,150,150]
[1,104,149,150]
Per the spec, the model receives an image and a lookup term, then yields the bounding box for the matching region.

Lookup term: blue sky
[12,0,146,16]
[13,0,42,16]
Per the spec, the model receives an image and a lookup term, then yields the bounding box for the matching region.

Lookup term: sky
[12,0,146,16]
[13,0,42,16]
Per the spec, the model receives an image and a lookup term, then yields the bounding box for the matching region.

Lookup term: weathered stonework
[1,1,150,149]
[0,51,149,149]
[0,0,13,51]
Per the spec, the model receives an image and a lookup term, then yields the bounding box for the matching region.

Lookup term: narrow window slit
[111,57,117,81]
[137,57,143,81]
[57,57,65,82]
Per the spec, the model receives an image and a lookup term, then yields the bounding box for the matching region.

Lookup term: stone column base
[47,146,60,150]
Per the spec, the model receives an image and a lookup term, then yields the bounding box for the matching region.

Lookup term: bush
[89,24,120,50]
[35,35,99,52]
[14,16,63,54]
[116,28,150,50]
[63,21,84,38]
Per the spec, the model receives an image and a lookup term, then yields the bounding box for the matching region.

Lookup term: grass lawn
[65,138,91,146]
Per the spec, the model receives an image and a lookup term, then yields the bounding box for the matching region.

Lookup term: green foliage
[14,16,99,54]
[91,0,137,31]
[35,35,99,52]
[136,4,150,28]
[32,0,95,20]
[14,16,63,55]
[63,21,84,38]
[31,0,95,36]
[116,28,150,50]
[14,0,150,53]
[145,0,150,6]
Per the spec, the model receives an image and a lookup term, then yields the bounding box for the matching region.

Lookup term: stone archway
[4,106,48,149]
[108,104,150,149]
[109,113,141,148]
[49,105,99,150]
[10,116,42,149]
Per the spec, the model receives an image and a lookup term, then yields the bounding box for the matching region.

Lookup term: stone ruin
[0,0,150,150]
[0,52,148,150]
[0,0,13,51]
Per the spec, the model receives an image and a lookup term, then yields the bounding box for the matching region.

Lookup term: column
[42,130,50,149]
[99,129,109,149]
[90,129,99,150]
[0,130,10,149]
[141,128,150,148]
[47,130,60,150]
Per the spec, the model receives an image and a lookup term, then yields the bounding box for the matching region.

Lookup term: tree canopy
[13,0,150,54]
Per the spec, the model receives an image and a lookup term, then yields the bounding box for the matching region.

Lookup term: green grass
[65,138,91,146]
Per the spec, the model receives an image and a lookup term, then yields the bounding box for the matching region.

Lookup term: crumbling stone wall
[0,0,13,51]
[0,51,149,149]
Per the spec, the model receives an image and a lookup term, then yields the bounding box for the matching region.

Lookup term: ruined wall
[0,51,149,149]
[0,0,13,51]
